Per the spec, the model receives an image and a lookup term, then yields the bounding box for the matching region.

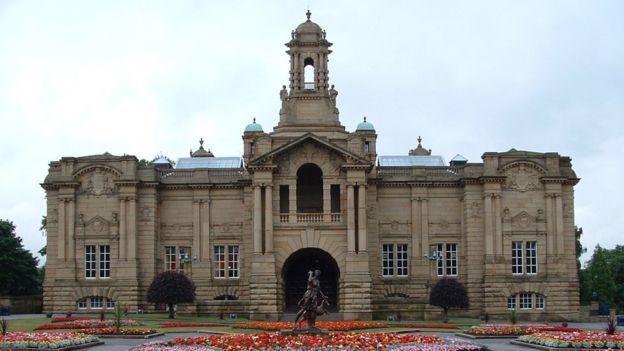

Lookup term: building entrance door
[282,248,339,312]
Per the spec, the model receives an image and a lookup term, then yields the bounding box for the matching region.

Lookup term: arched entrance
[282,248,339,312]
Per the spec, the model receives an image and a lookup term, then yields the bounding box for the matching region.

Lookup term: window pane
[99,245,110,278]
[507,296,516,310]
[214,245,225,278]
[90,296,103,309]
[382,244,394,276]
[165,246,177,271]
[519,293,532,309]
[436,244,444,276]
[525,241,537,274]
[396,244,408,276]
[85,245,96,278]
[512,241,523,274]
[536,294,545,309]
[106,299,115,309]
[446,243,457,276]
[228,245,240,278]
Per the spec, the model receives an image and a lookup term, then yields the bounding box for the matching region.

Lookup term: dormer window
[364,141,370,154]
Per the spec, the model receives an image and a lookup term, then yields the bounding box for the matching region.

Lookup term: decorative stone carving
[502,163,544,192]
[85,215,112,237]
[160,223,193,237]
[379,220,409,234]
[511,211,537,232]
[139,207,152,222]
[79,167,118,196]
[469,202,482,218]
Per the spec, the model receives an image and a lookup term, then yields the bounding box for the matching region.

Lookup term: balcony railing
[277,213,342,223]
[297,213,323,223]
[303,82,315,90]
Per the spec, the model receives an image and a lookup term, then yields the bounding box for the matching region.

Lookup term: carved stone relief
[379,220,409,234]
[139,207,153,222]
[469,202,482,218]
[84,215,112,237]
[502,164,544,192]
[160,223,193,237]
[429,220,460,234]
[511,211,537,231]
[79,168,118,196]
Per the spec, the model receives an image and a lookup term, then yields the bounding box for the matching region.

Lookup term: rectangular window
[330,184,340,213]
[445,243,458,276]
[280,185,289,214]
[525,241,537,274]
[507,296,517,310]
[512,241,524,274]
[90,296,103,309]
[435,243,458,277]
[106,299,115,309]
[99,245,110,278]
[382,244,394,276]
[364,141,370,154]
[165,246,177,272]
[382,243,408,277]
[228,245,240,278]
[396,244,408,276]
[78,299,87,309]
[178,246,190,273]
[214,245,226,278]
[535,295,545,309]
[85,245,96,278]
[436,243,444,276]
[519,293,533,309]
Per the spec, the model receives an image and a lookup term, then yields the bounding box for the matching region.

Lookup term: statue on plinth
[293,269,329,331]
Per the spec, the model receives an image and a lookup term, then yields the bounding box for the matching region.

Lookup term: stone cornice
[376,181,462,188]
[540,177,568,184]
[114,180,140,187]
[564,178,581,186]
[461,178,482,185]
[247,164,278,173]
[40,181,80,190]
[479,176,507,184]
[160,183,244,191]
[341,164,371,171]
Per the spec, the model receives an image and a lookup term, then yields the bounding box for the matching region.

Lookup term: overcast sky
[1,1,622,266]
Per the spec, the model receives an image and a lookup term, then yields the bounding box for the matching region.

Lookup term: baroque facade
[41,13,580,321]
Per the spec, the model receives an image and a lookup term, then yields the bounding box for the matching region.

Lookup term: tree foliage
[146,271,195,318]
[429,277,469,323]
[587,245,617,308]
[0,220,41,295]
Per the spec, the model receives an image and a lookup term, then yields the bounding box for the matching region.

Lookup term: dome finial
[199,137,204,147]
[306,9,311,21]
[417,136,422,146]
[363,116,367,123]
[253,117,256,123]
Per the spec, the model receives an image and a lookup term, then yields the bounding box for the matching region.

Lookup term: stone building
[41,12,580,321]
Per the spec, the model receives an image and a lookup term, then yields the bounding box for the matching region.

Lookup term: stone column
[127,196,136,259]
[357,185,367,252]
[555,193,564,255]
[484,194,494,256]
[67,199,75,260]
[193,200,201,259]
[253,186,262,253]
[57,198,66,260]
[410,197,420,258]
[494,194,502,256]
[420,198,429,257]
[545,194,554,255]
[347,184,355,252]
[265,185,273,253]
[323,183,331,222]
[201,200,211,261]
[119,198,127,259]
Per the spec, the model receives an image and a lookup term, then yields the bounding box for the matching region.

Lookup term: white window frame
[435,243,458,277]
[85,245,96,279]
[525,241,537,274]
[519,293,533,309]
[106,299,115,309]
[382,243,408,277]
[512,241,524,275]
[165,246,177,272]
[78,299,88,310]
[99,245,110,278]
[535,294,545,309]
[90,296,103,309]
[507,296,517,310]
[382,244,395,276]
[214,245,240,279]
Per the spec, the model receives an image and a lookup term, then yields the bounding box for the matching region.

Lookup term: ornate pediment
[500,161,545,192]
[510,211,537,231]
[75,165,120,197]
[84,215,112,236]
[247,133,370,169]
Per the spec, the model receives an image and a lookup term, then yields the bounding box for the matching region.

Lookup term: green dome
[244,118,263,133]
[356,117,375,132]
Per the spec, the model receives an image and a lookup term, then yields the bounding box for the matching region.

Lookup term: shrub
[429,277,469,323]
[146,271,195,319]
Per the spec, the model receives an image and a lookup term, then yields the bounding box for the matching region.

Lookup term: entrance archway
[282,248,339,312]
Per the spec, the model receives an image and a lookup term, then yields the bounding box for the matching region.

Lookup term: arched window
[296,163,323,213]
[304,57,315,90]
[77,296,115,310]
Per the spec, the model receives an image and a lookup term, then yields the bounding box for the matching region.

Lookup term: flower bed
[388,338,483,351]
[517,331,624,349]
[83,327,158,336]
[159,322,228,328]
[389,324,459,330]
[0,332,100,349]
[50,317,91,323]
[131,332,443,351]
[465,324,581,336]
[233,321,389,331]
[35,319,143,331]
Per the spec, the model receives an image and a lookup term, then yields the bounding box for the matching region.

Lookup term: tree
[146,271,195,318]
[601,245,624,313]
[429,277,469,323]
[587,245,617,308]
[575,227,591,305]
[0,220,41,295]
